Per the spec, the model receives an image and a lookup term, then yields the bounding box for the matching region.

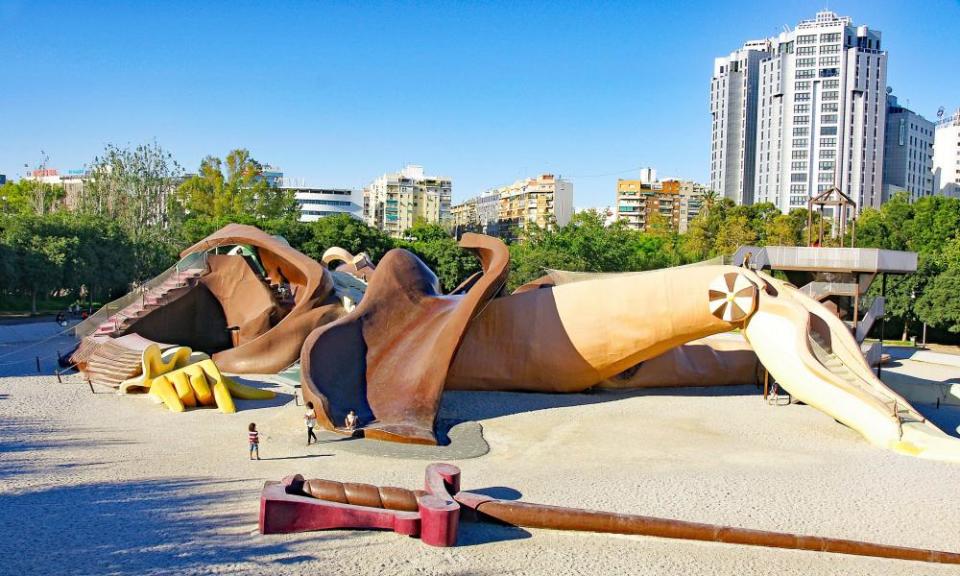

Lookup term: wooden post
[763,369,769,400]
[87,378,95,394]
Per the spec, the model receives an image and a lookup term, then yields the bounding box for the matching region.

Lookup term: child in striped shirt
[248,423,260,460]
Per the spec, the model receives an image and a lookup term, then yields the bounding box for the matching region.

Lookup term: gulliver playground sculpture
[71,224,960,461]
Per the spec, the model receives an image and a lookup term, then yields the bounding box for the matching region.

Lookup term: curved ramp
[742,271,960,462]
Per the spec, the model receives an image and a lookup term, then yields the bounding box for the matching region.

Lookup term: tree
[713,214,757,257]
[79,142,183,236]
[0,179,64,216]
[399,223,480,291]
[175,149,298,225]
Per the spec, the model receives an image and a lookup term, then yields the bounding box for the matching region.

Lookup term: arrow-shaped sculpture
[259,463,960,565]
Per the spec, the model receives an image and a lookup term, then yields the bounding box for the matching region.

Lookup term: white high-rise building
[713,11,888,213]
[710,40,770,205]
[882,93,935,202]
[933,108,960,198]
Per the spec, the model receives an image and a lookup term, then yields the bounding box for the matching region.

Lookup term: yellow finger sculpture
[120,344,275,413]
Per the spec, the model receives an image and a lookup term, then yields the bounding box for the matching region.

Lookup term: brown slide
[300,233,509,445]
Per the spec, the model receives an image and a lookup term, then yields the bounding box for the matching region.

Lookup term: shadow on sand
[439,384,760,424]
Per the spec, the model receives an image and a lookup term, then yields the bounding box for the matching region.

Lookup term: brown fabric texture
[301,234,509,445]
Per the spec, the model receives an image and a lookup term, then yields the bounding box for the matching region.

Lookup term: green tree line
[3,142,960,341]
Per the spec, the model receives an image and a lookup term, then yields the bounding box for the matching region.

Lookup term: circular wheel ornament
[708,273,757,323]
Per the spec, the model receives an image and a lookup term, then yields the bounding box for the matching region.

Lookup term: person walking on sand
[304,402,318,445]
[248,423,260,460]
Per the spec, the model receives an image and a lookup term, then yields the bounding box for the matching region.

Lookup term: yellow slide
[741,271,960,462]
[120,344,275,413]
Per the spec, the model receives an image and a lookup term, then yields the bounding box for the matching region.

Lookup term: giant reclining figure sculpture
[72,224,346,378]
[303,233,960,462]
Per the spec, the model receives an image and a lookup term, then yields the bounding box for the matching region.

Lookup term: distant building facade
[615,179,678,231]
[882,93,935,201]
[363,165,452,237]
[710,40,769,205]
[451,174,572,240]
[615,172,707,233]
[283,186,362,222]
[712,11,890,213]
[933,108,960,198]
[677,180,708,233]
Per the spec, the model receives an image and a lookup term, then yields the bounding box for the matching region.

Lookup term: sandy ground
[1,329,960,575]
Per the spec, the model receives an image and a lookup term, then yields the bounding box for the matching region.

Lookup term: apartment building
[934,108,960,198]
[882,93,935,201]
[496,174,573,239]
[712,11,889,213]
[450,174,572,240]
[615,179,680,232]
[677,180,708,232]
[363,165,452,237]
[710,40,769,205]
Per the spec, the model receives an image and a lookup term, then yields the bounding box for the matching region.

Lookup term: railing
[72,251,210,339]
[799,281,859,301]
[855,296,885,343]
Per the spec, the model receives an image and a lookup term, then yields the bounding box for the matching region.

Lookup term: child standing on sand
[248,423,260,460]
[304,402,318,445]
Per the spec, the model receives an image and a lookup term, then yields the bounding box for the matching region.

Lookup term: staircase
[92,268,205,338]
[83,339,148,387]
[807,331,925,428]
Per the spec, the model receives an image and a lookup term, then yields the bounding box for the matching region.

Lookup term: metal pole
[877,273,887,378]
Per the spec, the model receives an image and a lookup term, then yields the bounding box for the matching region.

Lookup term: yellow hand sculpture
[120,344,275,413]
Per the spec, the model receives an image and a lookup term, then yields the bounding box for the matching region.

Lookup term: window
[791,173,807,182]
[819,68,839,77]
[793,127,809,136]
[823,90,839,100]
[822,102,838,112]
[793,138,809,148]
[797,57,816,67]
[794,115,810,124]
[792,150,808,159]
[820,137,837,147]
[821,149,836,159]
[798,34,816,44]
[791,161,808,171]
[794,104,810,113]
[823,79,840,89]
[795,81,811,90]
[819,161,835,170]
[822,115,838,124]
[797,46,816,55]
[790,184,806,193]
[820,56,840,66]
[821,33,841,43]
[820,44,840,54]
[796,92,811,101]
[797,69,815,78]
[819,172,835,182]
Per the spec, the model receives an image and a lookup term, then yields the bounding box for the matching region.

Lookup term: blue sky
[2,0,958,207]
